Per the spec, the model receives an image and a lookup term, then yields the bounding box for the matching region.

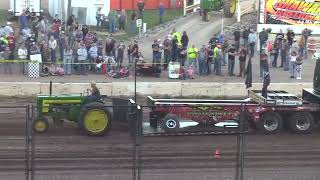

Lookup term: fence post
[25,105,30,180]
[30,105,35,180]
[235,103,246,180]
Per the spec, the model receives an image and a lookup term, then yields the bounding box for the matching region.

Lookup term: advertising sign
[260,0,320,25]
[258,0,320,34]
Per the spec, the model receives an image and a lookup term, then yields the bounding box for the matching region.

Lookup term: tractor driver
[87,81,101,102]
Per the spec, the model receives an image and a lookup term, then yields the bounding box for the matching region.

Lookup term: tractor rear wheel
[223,0,237,18]
[289,112,314,134]
[79,102,112,136]
[33,117,49,134]
[257,112,283,134]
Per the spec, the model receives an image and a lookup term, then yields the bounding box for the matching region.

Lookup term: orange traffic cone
[214,149,221,159]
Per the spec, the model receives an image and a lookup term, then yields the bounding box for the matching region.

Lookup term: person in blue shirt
[159,2,165,24]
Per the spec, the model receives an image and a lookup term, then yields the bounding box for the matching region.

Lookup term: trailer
[9,0,42,17]
[147,89,320,134]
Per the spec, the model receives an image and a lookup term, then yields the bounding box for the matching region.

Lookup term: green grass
[96,8,183,42]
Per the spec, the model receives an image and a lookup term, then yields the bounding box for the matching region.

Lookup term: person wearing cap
[187,44,198,71]
[77,43,88,75]
[198,45,208,76]
[213,43,222,76]
[116,41,125,66]
[87,81,101,102]
[248,29,257,58]
[259,28,268,52]
[228,44,237,76]
[163,36,172,70]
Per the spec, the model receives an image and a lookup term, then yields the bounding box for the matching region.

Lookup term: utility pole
[67,0,72,17]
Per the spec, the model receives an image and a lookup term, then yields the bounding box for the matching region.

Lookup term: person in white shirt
[289,51,297,78]
[18,44,28,74]
[48,36,57,62]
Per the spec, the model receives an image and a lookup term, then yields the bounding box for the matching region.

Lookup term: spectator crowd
[0,7,313,81]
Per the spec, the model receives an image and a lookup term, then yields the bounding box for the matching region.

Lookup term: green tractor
[33,93,114,136]
[200,0,237,20]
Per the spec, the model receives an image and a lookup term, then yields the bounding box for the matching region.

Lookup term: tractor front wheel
[79,102,112,136]
[33,117,49,134]
[223,0,237,18]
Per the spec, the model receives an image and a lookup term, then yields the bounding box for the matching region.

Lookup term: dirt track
[0,99,320,180]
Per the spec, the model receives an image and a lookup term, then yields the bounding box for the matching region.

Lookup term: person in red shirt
[7,32,16,52]
[51,21,60,39]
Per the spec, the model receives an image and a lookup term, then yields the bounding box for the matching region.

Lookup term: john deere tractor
[200,0,237,20]
[33,93,113,136]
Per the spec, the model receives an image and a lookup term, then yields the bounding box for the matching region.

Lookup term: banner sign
[259,0,320,26]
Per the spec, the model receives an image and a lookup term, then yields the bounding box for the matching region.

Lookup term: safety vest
[172,32,181,45]
[213,47,219,58]
[188,47,198,59]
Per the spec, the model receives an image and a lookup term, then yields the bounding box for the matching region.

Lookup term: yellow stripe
[42,99,82,113]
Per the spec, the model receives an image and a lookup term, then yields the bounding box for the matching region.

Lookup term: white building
[48,0,110,25]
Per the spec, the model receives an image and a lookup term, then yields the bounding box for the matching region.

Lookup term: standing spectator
[181,31,189,49]
[260,49,269,78]
[159,2,165,24]
[248,29,257,57]
[53,14,62,24]
[187,44,198,69]
[298,35,306,58]
[7,32,16,55]
[26,33,37,60]
[129,12,137,34]
[67,15,75,28]
[131,40,139,60]
[198,45,208,76]
[289,50,297,78]
[276,29,285,41]
[280,39,289,69]
[75,28,83,43]
[105,34,116,57]
[51,21,60,39]
[127,42,133,64]
[3,46,12,74]
[302,28,311,58]
[67,28,75,48]
[233,28,241,51]
[108,10,117,33]
[30,17,40,39]
[286,28,295,47]
[238,45,247,77]
[48,36,57,62]
[77,43,88,75]
[177,44,187,67]
[116,41,125,66]
[171,35,178,61]
[38,32,48,46]
[39,16,49,34]
[163,37,172,70]
[97,38,104,56]
[58,32,66,60]
[18,44,28,74]
[152,39,162,75]
[209,33,219,50]
[63,45,73,75]
[96,8,102,31]
[19,10,28,30]
[295,54,303,80]
[259,28,268,52]
[88,43,98,71]
[40,42,50,66]
[222,39,229,66]
[119,9,127,32]
[214,44,222,76]
[272,39,281,67]
[206,45,214,75]
[242,27,249,47]
[82,25,89,40]
[228,44,237,76]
